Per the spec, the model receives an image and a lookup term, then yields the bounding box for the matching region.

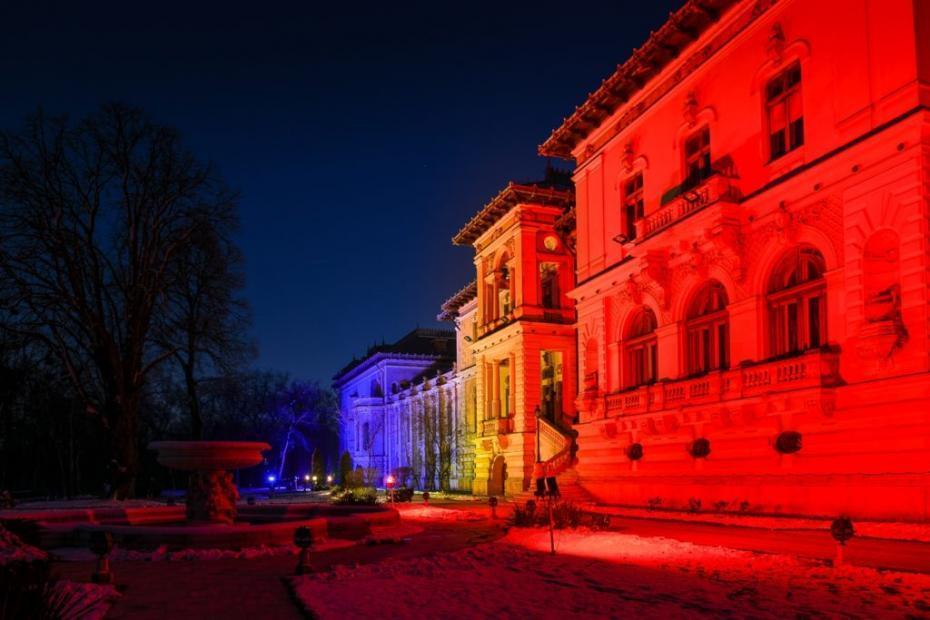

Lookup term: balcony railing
[603,348,841,417]
[480,417,514,436]
[637,163,741,241]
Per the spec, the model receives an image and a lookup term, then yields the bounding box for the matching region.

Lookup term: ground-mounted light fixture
[294,526,314,575]
[89,530,114,584]
[830,516,855,566]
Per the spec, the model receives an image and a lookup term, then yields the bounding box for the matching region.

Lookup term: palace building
[337,0,930,519]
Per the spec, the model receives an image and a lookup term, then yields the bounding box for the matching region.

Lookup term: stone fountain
[148,440,271,524]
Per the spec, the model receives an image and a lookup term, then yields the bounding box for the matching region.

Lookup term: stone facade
[543,0,930,519]
[337,0,930,519]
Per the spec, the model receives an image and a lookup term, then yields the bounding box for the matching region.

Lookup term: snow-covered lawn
[1,525,119,619]
[594,505,930,543]
[291,527,930,619]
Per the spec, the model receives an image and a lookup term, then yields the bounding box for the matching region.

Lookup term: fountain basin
[0,503,400,549]
[148,441,271,471]
[148,440,272,524]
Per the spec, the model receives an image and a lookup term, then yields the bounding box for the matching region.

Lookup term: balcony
[636,162,741,241]
[480,417,515,436]
[604,348,841,417]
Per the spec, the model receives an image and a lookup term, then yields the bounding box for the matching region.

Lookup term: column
[491,359,501,418]
[508,352,516,418]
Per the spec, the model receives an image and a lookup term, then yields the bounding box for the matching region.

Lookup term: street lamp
[385,474,396,506]
[311,475,318,490]
[534,405,542,463]
[303,474,311,491]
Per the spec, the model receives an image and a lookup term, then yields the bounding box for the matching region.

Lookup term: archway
[488,455,506,497]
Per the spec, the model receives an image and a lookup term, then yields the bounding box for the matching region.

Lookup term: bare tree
[157,213,253,439]
[0,104,237,497]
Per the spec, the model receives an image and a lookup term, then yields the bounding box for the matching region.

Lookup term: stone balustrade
[637,173,741,240]
[601,348,841,418]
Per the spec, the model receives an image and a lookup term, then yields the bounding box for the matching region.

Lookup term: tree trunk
[109,397,140,500]
[184,363,204,440]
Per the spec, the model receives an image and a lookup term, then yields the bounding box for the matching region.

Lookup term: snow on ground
[0,524,47,564]
[593,505,930,543]
[291,527,930,619]
[2,525,119,619]
[395,504,485,521]
[45,580,120,620]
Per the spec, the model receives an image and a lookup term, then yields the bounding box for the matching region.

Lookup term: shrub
[332,487,378,505]
[647,497,662,511]
[689,438,711,459]
[507,500,607,531]
[390,487,414,502]
[345,467,366,489]
[338,452,353,487]
[713,500,729,513]
[738,500,752,513]
[626,443,644,461]
[775,431,803,454]
[688,497,702,513]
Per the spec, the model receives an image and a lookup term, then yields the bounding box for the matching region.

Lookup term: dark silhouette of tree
[156,211,253,440]
[0,104,238,497]
[270,381,339,482]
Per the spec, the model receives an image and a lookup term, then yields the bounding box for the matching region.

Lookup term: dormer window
[766,62,803,160]
[684,126,711,189]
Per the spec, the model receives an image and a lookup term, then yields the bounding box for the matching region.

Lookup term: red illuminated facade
[539,0,930,519]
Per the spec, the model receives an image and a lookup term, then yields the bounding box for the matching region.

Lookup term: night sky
[1,1,679,383]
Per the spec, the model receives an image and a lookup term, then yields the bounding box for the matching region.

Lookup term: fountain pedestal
[149,441,271,525]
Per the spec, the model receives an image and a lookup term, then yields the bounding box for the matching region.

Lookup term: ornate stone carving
[767,23,786,63]
[683,91,699,128]
[621,142,635,173]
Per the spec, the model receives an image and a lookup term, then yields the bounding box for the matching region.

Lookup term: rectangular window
[684,127,712,188]
[623,173,644,241]
[766,63,804,161]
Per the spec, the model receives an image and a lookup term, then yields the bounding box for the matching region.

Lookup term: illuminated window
[540,263,559,309]
[684,126,712,189]
[686,281,729,375]
[767,247,826,356]
[766,63,803,160]
[624,307,658,388]
[622,173,644,241]
[498,264,512,316]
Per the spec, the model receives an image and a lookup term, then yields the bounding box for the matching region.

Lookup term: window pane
[770,132,786,159]
[808,296,821,348]
[787,302,799,353]
[718,323,729,368]
[789,119,804,150]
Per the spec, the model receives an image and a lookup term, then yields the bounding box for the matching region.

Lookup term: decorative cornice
[539,0,777,161]
[452,182,574,246]
[437,280,478,321]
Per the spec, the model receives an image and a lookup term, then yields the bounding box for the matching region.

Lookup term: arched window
[767,247,826,356]
[624,307,658,388]
[370,378,382,398]
[686,281,729,375]
[498,263,512,316]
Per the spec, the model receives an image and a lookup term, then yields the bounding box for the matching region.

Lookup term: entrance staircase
[510,416,596,506]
